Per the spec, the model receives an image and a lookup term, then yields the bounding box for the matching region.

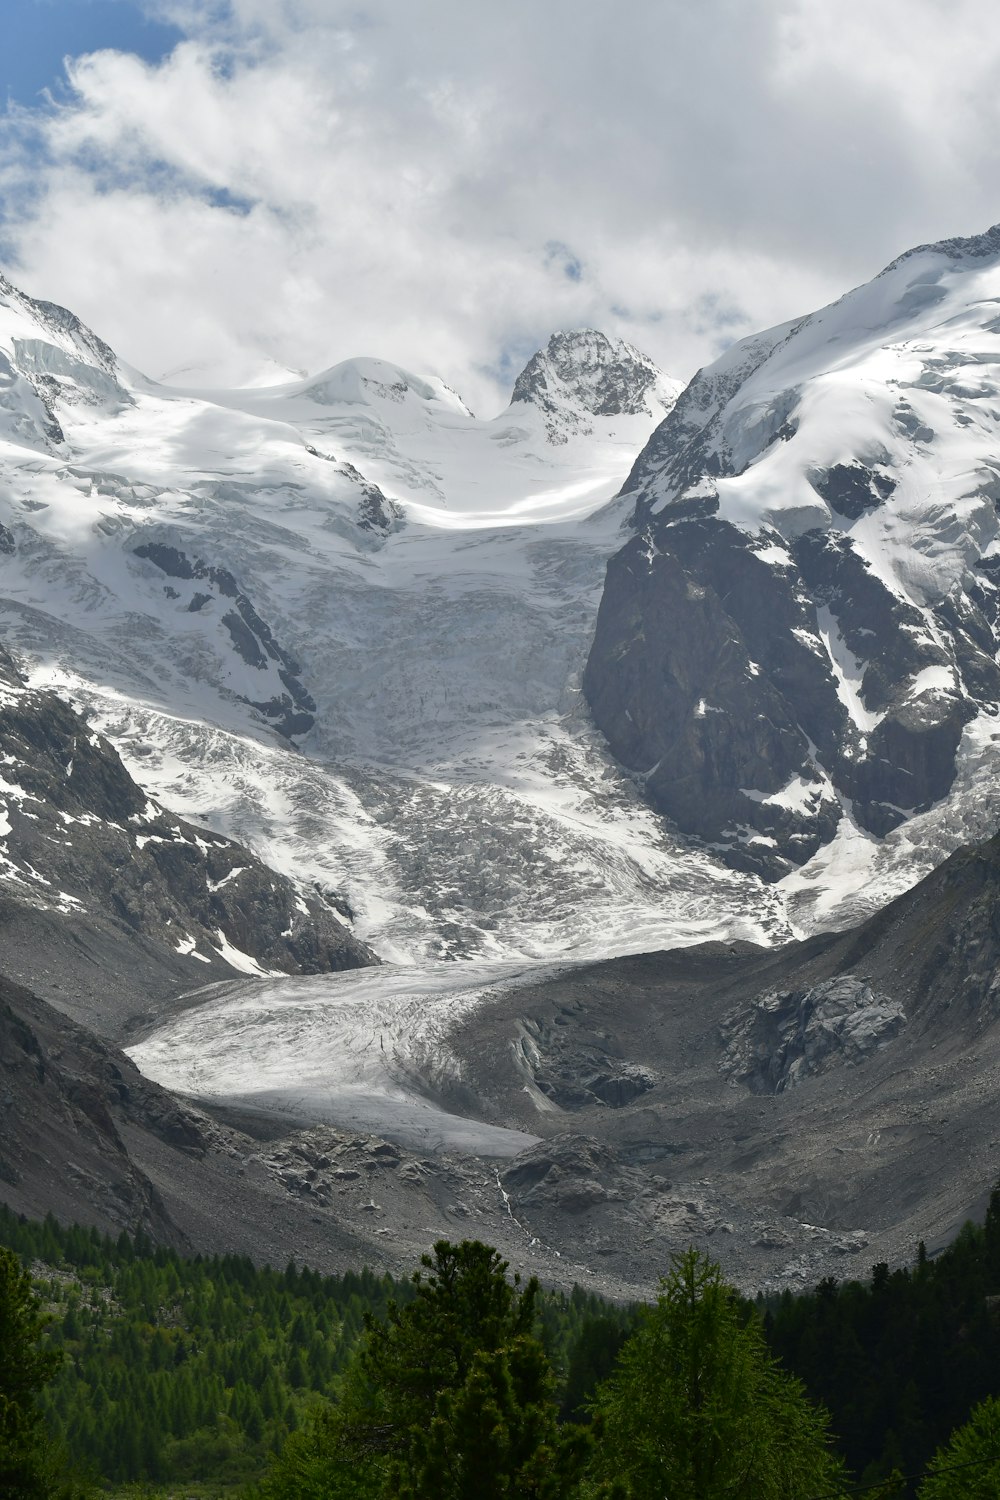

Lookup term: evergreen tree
[918,1394,1000,1498]
[262,1239,587,1499]
[393,1338,587,1499]
[590,1248,846,1500]
[0,1245,62,1498]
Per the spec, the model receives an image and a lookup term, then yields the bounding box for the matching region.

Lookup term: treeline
[0,1206,632,1487]
[5,1193,1000,1494]
[764,1187,1000,1493]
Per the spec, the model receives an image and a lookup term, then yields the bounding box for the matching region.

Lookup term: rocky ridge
[511,329,683,443]
[584,225,1000,878]
[0,639,373,1035]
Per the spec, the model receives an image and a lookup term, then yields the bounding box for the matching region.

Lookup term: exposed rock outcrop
[719,977,906,1094]
[0,975,200,1240]
[0,640,374,1033]
[133,542,317,737]
[511,330,681,443]
[584,226,1000,876]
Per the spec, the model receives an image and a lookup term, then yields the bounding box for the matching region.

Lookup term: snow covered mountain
[6,225,1000,987]
[8,237,1000,1290]
[510,330,680,444]
[3,283,758,973]
[585,225,1000,926]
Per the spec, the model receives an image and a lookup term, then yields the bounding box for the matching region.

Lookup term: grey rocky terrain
[0,639,373,1037]
[420,828,1000,1291]
[7,817,1000,1298]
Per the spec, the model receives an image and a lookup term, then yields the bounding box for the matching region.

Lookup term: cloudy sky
[2,0,999,414]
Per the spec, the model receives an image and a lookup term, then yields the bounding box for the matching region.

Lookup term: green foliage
[560,1314,632,1423]
[261,1239,590,1500]
[765,1185,1000,1491]
[0,1209,618,1492]
[590,1248,846,1500]
[917,1395,1000,1498]
[395,1339,588,1500]
[10,1186,1000,1497]
[254,1406,382,1500]
[0,1205,402,1487]
[0,1244,68,1498]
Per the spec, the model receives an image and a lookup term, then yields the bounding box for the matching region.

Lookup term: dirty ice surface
[129,962,556,1155]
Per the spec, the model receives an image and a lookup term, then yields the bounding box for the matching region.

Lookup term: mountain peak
[297,356,475,416]
[584,218,1000,891]
[0,271,130,451]
[878,220,1000,278]
[0,272,120,376]
[510,329,681,443]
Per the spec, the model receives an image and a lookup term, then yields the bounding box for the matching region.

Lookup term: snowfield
[0,293,782,967]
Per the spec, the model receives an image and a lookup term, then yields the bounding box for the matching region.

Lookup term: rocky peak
[0,272,130,448]
[0,272,120,377]
[510,330,681,443]
[878,220,1000,277]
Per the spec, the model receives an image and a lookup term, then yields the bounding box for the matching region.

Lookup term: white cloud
[2,0,999,413]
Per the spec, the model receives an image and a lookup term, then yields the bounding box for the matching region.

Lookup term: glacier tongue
[128,963,554,1155]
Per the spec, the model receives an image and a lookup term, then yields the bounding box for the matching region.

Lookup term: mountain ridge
[585,223,1000,905]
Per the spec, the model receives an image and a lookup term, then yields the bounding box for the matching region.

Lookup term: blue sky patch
[544,240,583,283]
[2,0,183,107]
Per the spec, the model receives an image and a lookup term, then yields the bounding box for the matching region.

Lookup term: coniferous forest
[3,1192,1000,1497]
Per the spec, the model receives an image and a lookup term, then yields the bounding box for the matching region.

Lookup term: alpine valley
[4,225,1000,1296]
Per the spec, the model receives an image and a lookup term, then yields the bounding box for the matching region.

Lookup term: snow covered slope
[1,287,776,967]
[585,225,1000,926]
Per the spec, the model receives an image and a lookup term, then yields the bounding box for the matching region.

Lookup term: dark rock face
[501,1135,625,1215]
[719,977,906,1094]
[583,513,982,875]
[343,462,404,534]
[0,641,374,1029]
[583,336,1000,874]
[514,1012,655,1110]
[133,542,317,737]
[583,523,832,875]
[0,975,199,1239]
[811,463,896,521]
[582,231,1000,876]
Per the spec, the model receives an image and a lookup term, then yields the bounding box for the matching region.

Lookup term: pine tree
[0,1245,62,1498]
[590,1248,846,1500]
[260,1240,587,1500]
[394,1338,588,1500]
[918,1394,1000,1498]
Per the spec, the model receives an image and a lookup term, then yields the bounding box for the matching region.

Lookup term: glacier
[0,290,787,971]
[5,239,1000,1170]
